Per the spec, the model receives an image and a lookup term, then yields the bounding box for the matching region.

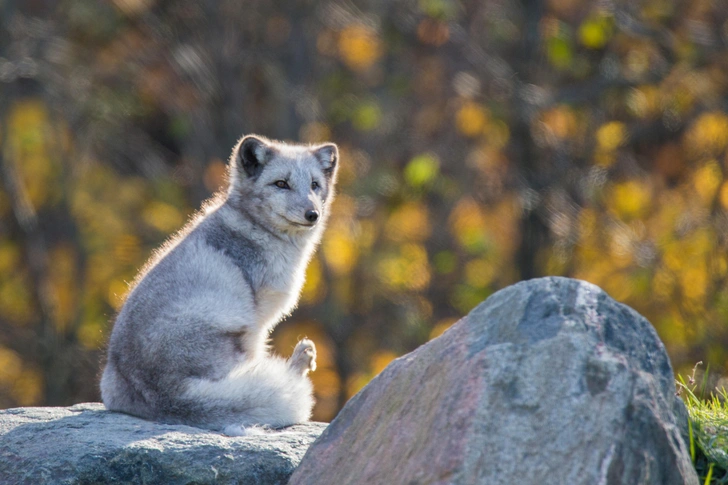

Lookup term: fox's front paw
[288,338,317,376]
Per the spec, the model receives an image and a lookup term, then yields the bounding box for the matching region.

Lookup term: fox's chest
[253,253,308,327]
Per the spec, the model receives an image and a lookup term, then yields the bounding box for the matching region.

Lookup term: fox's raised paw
[288,338,317,376]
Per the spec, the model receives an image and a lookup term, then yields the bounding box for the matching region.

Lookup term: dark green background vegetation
[1,0,728,422]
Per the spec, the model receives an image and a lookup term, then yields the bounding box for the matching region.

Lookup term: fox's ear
[313,143,338,178]
[235,135,274,179]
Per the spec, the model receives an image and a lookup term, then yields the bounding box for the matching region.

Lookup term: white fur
[184,357,314,428]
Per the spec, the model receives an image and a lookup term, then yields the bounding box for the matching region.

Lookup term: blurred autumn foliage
[1,0,728,421]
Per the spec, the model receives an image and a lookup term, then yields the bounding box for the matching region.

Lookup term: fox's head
[227,135,339,233]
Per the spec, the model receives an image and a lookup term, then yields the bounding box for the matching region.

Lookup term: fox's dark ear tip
[314,143,338,175]
[239,135,267,149]
[235,135,272,179]
[316,143,339,160]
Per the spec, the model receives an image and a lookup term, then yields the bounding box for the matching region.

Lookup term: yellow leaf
[404,153,440,187]
[710,254,728,278]
[609,180,651,220]
[626,85,659,118]
[685,112,728,157]
[370,350,398,375]
[456,101,488,137]
[662,244,684,272]
[485,120,510,148]
[13,369,43,405]
[7,99,57,208]
[377,243,430,290]
[464,258,495,288]
[385,202,432,242]
[356,220,377,251]
[680,264,707,302]
[345,373,371,398]
[693,160,722,205]
[300,257,326,304]
[596,121,626,151]
[338,25,382,72]
[107,279,130,310]
[542,106,577,139]
[311,368,341,399]
[600,271,633,301]
[352,101,382,131]
[0,347,22,384]
[578,208,597,240]
[7,99,48,134]
[429,317,458,340]
[77,321,106,350]
[547,36,572,69]
[0,241,20,273]
[113,234,141,265]
[449,197,488,252]
[0,275,34,325]
[142,201,183,233]
[323,223,359,275]
[579,14,613,49]
[653,268,674,300]
[719,181,728,210]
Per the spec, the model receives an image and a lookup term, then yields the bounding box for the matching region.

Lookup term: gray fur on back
[101,135,339,434]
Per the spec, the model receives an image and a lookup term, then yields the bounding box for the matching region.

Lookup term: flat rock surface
[0,403,326,485]
[291,277,698,485]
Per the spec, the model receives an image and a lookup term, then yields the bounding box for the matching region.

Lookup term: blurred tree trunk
[513,0,550,281]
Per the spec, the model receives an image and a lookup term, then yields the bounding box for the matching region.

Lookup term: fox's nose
[305,209,319,223]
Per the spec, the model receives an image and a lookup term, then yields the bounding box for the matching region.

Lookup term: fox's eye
[274,180,290,189]
[311,181,319,190]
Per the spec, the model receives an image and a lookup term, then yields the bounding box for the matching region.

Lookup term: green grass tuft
[677,365,728,484]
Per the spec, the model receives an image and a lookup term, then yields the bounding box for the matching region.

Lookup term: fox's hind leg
[288,338,317,375]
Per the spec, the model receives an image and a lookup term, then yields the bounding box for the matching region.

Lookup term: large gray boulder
[291,277,698,485]
[0,403,325,484]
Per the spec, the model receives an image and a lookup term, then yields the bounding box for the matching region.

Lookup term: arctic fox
[100,134,339,435]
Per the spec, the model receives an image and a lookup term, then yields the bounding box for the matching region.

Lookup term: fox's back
[110,221,253,340]
[102,221,255,417]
